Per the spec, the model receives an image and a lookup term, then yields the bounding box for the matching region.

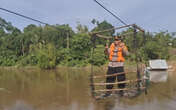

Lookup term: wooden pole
[93,72,126,79]
[95,32,134,40]
[95,87,146,92]
[95,34,112,40]
[90,24,133,35]
[120,32,135,37]
[89,24,144,35]
[91,79,143,86]
[67,32,69,49]
[133,24,145,32]
[92,80,130,86]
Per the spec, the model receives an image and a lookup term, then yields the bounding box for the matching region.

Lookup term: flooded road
[0,67,176,110]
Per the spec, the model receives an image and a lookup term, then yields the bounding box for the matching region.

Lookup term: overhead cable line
[94,0,128,26]
[0,7,49,25]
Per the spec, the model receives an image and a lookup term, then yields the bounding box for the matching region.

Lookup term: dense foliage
[0,17,175,69]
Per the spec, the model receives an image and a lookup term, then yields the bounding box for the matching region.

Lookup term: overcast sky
[0,0,175,32]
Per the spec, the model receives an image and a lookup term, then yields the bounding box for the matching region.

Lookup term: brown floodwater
[0,67,176,110]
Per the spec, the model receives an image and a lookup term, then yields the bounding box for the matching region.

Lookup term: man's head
[114,36,122,45]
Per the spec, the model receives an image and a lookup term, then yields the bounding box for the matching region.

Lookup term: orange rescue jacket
[109,43,128,62]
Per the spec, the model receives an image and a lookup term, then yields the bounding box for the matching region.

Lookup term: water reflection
[0,67,176,110]
[4,100,34,110]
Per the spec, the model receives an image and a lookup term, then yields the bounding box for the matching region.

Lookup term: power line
[0,7,49,25]
[94,0,128,26]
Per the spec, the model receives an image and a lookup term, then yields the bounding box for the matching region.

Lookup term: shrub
[36,43,56,69]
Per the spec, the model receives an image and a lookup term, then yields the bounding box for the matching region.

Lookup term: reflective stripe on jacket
[109,43,128,62]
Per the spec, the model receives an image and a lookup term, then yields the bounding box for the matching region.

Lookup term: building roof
[149,59,168,70]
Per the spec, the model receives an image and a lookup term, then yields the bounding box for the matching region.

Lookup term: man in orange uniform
[104,36,129,96]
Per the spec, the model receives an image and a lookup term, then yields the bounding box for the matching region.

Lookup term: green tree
[54,24,74,49]
[35,43,57,69]
[173,38,176,48]
[91,20,115,45]
[76,22,89,33]
[89,45,106,66]
[68,33,91,66]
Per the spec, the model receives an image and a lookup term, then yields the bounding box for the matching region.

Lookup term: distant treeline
[0,17,176,69]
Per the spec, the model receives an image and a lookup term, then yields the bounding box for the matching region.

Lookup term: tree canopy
[0,17,175,69]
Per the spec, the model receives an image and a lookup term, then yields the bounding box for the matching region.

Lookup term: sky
[0,0,176,32]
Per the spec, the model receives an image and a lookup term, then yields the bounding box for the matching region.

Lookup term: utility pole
[67,30,69,49]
